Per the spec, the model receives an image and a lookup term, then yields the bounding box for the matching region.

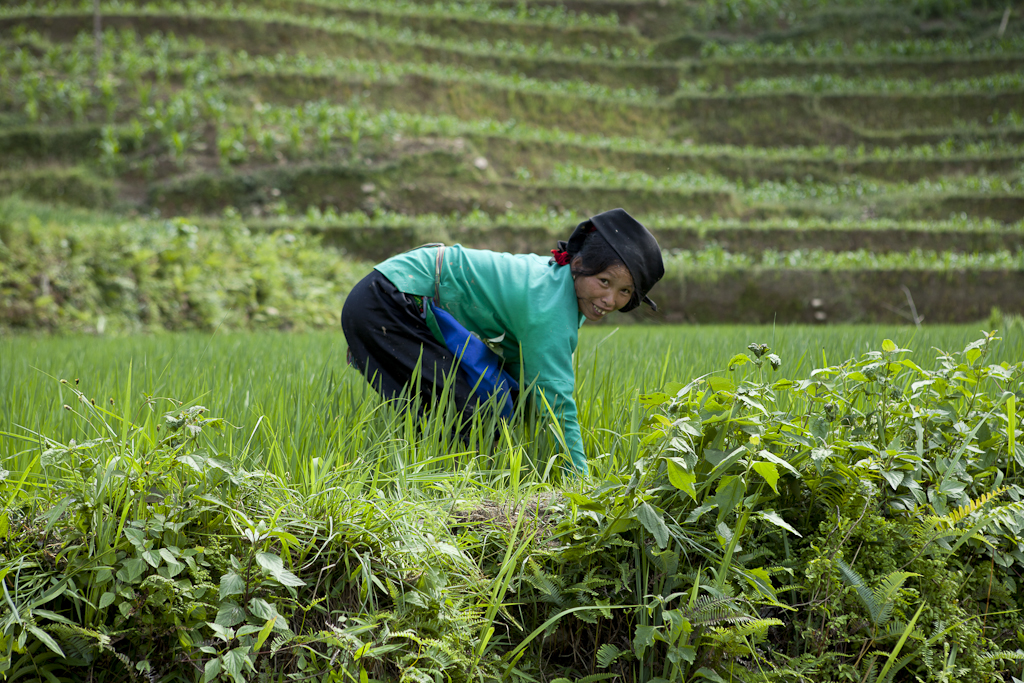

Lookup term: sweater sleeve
[516,322,587,477]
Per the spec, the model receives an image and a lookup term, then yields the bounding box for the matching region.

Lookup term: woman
[341,208,664,476]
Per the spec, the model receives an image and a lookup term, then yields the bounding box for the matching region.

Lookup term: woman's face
[574,264,634,321]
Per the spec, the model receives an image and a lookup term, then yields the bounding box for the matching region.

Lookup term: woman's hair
[570,228,640,308]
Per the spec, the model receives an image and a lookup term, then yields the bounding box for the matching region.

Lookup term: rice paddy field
[4,325,1024,476]
[3,0,1024,681]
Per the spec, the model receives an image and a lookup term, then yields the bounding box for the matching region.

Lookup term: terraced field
[2,0,1023,326]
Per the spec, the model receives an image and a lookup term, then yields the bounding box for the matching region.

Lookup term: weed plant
[0,199,371,333]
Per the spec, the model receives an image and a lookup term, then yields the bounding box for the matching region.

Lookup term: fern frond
[45,623,110,664]
[979,650,1024,665]
[525,562,567,608]
[931,486,1008,528]
[835,558,879,625]
[575,675,620,683]
[871,571,919,627]
[882,620,924,641]
[596,643,624,668]
[713,617,784,640]
[860,655,879,683]
[683,595,746,626]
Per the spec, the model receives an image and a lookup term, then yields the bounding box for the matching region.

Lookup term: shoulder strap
[406,242,446,303]
[433,244,445,303]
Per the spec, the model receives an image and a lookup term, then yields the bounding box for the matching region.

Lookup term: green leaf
[206,621,234,643]
[247,598,289,632]
[26,624,64,657]
[752,461,779,493]
[668,643,696,665]
[636,502,670,550]
[674,418,703,437]
[116,558,146,583]
[158,547,180,565]
[758,510,802,537]
[880,468,904,490]
[633,624,657,659]
[745,567,777,599]
[255,552,306,587]
[810,416,830,442]
[142,549,161,568]
[694,667,727,682]
[203,657,221,683]
[707,376,736,393]
[666,458,697,501]
[757,449,801,478]
[220,570,245,601]
[639,392,672,407]
[123,527,146,551]
[222,646,250,678]
[98,592,116,610]
[254,617,276,653]
[564,492,605,511]
[728,353,750,369]
[215,600,246,628]
[714,475,745,520]
[159,548,185,577]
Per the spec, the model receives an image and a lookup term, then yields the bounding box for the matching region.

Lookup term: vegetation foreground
[2,325,1024,682]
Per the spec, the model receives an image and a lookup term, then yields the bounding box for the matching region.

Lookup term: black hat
[559,208,664,313]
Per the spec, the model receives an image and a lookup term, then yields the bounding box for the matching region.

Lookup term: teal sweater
[375,245,587,474]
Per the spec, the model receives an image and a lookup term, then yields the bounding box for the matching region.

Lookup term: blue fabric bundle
[426,301,519,420]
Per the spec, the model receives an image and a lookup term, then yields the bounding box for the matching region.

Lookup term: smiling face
[574,264,635,322]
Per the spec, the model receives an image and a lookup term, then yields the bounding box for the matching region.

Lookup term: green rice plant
[48,0,619,30]
[97,125,122,175]
[0,0,642,63]
[98,73,117,122]
[7,27,1020,172]
[703,73,1024,96]
[701,36,1024,59]
[547,161,1024,203]
[216,124,248,166]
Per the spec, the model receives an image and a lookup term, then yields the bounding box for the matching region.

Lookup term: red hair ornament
[550,224,594,266]
[550,249,572,265]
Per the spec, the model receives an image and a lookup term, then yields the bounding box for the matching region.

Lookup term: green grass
[5,324,1022,483]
